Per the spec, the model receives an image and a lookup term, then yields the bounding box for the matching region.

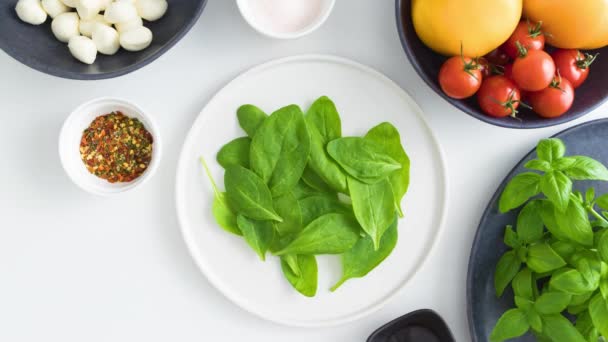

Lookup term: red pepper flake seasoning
[80,111,153,183]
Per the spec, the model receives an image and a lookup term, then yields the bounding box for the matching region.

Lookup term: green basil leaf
[365,122,411,217]
[534,291,572,314]
[201,158,241,235]
[275,213,360,255]
[305,96,348,194]
[540,171,572,212]
[224,165,282,222]
[332,216,398,291]
[589,294,608,338]
[515,295,534,311]
[348,176,396,250]
[216,137,251,169]
[550,240,578,262]
[553,157,576,171]
[237,104,267,137]
[301,166,334,193]
[298,195,350,227]
[517,200,545,244]
[504,225,520,249]
[250,105,311,197]
[525,159,552,172]
[236,215,275,261]
[574,311,599,342]
[327,137,401,184]
[596,194,608,211]
[498,172,542,213]
[537,138,566,163]
[550,269,595,295]
[554,197,594,246]
[495,250,522,297]
[280,254,317,297]
[527,309,543,332]
[542,314,587,342]
[561,156,608,181]
[540,200,571,242]
[273,191,302,236]
[585,188,596,205]
[600,279,608,300]
[489,308,530,342]
[512,268,534,300]
[527,242,567,274]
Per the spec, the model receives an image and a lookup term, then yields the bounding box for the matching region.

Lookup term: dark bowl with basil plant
[395,0,608,129]
[0,0,207,80]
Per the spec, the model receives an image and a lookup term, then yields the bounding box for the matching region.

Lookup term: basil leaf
[561,156,608,181]
[348,176,396,250]
[537,138,566,163]
[273,191,302,236]
[504,226,520,249]
[516,200,545,244]
[601,279,608,300]
[589,294,608,338]
[515,295,534,311]
[542,314,586,342]
[236,215,275,261]
[331,217,398,291]
[575,311,599,342]
[534,291,572,314]
[298,195,350,227]
[527,310,543,333]
[550,240,578,262]
[498,172,541,213]
[540,201,571,242]
[275,213,360,256]
[512,268,534,300]
[217,137,251,169]
[301,166,334,193]
[527,242,566,274]
[250,105,311,197]
[201,158,241,235]
[495,250,522,297]
[489,308,530,342]
[550,269,596,295]
[525,159,552,172]
[554,197,594,246]
[585,188,596,204]
[237,104,267,137]
[224,165,282,222]
[280,254,317,297]
[540,171,572,212]
[597,194,608,211]
[305,96,348,194]
[327,137,401,184]
[365,122,411,217]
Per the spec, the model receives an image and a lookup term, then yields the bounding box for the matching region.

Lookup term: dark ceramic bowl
[395,0,608,129]
[0,1,206,80]
[467,118,608,341]
[367,309,455,342]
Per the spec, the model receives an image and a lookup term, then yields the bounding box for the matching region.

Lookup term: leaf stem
[330,277,347,292]
[587,205,608,226]
[200,157,220,196]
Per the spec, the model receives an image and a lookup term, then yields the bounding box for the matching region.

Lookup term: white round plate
[175,55,448,327]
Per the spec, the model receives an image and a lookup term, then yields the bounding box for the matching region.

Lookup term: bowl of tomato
[396,0,608,129]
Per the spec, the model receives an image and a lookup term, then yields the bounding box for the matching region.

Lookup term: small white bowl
[236,0,335,39]
[59,97,162,196]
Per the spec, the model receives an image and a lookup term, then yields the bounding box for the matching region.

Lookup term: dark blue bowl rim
[0,0,207,80]
[465,117,608,341]
[367,308,455,342]
[394,0,608,129]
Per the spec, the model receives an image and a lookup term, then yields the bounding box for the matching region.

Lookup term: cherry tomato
[485,48,511,66]
[512,49,556,91]
[551,49,598,88]
[438,55,482,99]
[477,75,522,118]
[503,63,514,80]
[529,76,575,118]
[502,21,545,59]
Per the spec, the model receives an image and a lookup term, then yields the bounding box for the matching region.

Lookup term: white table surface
[1,1,607,341]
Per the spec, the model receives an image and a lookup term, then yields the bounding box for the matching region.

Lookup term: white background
[1,1,606,341]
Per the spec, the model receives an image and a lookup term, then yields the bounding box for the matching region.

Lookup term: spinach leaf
[274,213,360,256]
[305,96,348,193]
[200,158,240,235]
[273,191,302,236]
[301,166,334,193]
[489,308,530,342]
[560,156,608,181]
[292,179,326,200]
[495,250,522,297]
[224,165,282,222]
[237,104,267,137]
[516,200,544,244]
[331,216,398,291]
[537,138,566,163]
[250,105,311,197]
[280,254,318,297]
[298,195,350,227]
[282,254,301,276]
[236,215,275,261]
[365,122,411,217]
[217,137,251,169]
[540,171,572,212]
[348,176,396,250]
[498,172,542,213]
[327,137,401,184]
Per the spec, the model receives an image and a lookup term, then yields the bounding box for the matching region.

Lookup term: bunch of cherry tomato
[439,21,598,119]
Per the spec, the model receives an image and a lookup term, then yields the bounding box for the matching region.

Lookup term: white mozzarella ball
[114,16,142,33]
[136,0,167,21]
[15,0,47,25]
[117,0,137,3]
[68,36,97,64]
[99,0,112,10]
[41,0,69,18]
[104,1,138,24]
[92,25,119,55]
[79,14,110,37]
[119,26,152,51]
[59,0,78,8]
[51,12,80,43]
[76,0,103,20]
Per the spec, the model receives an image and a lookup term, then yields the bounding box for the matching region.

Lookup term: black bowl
[0,1,207,80]
[395,0,608,129]
[367,309,455,342]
